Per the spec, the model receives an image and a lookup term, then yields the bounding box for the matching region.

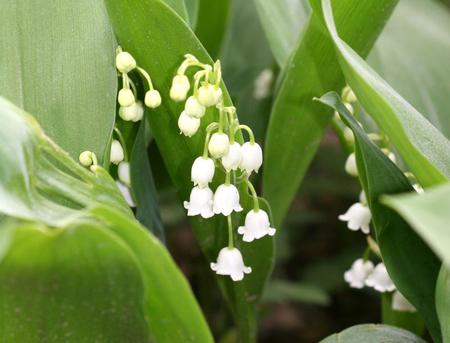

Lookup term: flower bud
[208,132,229,158]
[345,152,358,177]
[170,75,190,102]
[118,89,135,107]
[342,86,357,103]
[197,84,222,107]
[145,89,162,109]
[191,157,215,187]
[119,101,144,122]
[185,96,206,118]
[110,140,124,165]
[178,111,200,137]
[222,142,242,171]
[79,151,93,167]
[344,127,354,144]
[118,161,131,186]
[240,142,263,174]
[115,51,136,73]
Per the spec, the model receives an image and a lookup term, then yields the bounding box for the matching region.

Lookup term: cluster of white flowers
[171,54,276,281]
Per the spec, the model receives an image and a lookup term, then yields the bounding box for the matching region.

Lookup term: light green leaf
[185,0,199,28]
[369,0,450,139]
[320,324,426,343]
[436,265,450,342]
[317,91,442,342]
[382,183,450,266]
[104,1,274,341]
[253,0,310,66]
[162,0,189,22]
[0,0,117,162]
[319,0,450,187]
[263,0,398,227]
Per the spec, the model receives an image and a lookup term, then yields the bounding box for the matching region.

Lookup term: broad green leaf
[317,92,442,342]
[381,183,450,267]
[0,0,117,162]
[253,0,310,66]
[195,0,231,59]
[436,265,450,342]
[320,324,426,343]
[263,0,398,227]
[104,1,274,341]
[319,0,450,187]
[162,0,189,22]
[130,120,165,241]
[369,0,450,139]
[0,221,151,342]
[263,280,330,306]
[185,0,199,28]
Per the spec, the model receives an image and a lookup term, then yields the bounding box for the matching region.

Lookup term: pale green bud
[115,51,136,73]
[118,89,135,107]
[170,75,190,102]
[145,89,162,109]
[185,96,205,118]
[208,132,229,158]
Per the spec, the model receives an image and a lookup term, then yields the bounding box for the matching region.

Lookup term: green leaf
[253,0,310,66]
[320,324,426,343]
[369,0,450,139]
[318,0,450,187]
[0,0,117,162]
[130,120,165,241]
[263,280,330,306]
[162,0,189,22]
[185,0,199,28]
[195,0,231,59]
[316,91,442,342]
[436,265,450,342]
[263,0,399,227]
[0,220,152,342]
[382,183,450,266]
[103,1,274,341]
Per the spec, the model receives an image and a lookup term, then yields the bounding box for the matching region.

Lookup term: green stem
[235,124,255,144]
[136,66,154,90]
[362,246,371,262]
[225,172,231,185]
[227,215,234,248]
[245,178,259,211]
[193,70,207,97]
[122,73,130,89]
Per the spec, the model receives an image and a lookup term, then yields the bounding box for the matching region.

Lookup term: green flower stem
[122,73,130,89]
[225,172,231,185]
[113,127,129,161]
[227,215,234,249]
[136,66,154,90]
[202,123,219,158]
[128,78,138,97]
[245,178,260,211]
[362,246,371,262]
[193,70,207,97]
[235,124,255,144]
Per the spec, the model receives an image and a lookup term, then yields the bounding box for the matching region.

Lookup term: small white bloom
[197,84,222,107]
[110,140,124,165]
[210,247,252,281]
[118,89,135,107]
[221,142,242,171]
[119,101,144,122]
[338,202,371,234]
[183,186,214,218]
[345,152,358,177]
[185,96,206,118]
[178,111,200,137]
[208,133,230,158]
[253,69,273,99]
[115,51,136,73]
[392,290,416,312]
[238,209,276,242]
[344,258,374,289]
[170,75,190,102]
[191,157,215,188]
[116,181,135,208]
[118,161,131,186]
[240,142,263,174]
[145,89,162,109]
[365,262,396,292]
[213,184,243,216]
[79,151,93,167]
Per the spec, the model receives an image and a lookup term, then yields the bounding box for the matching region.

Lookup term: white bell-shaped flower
[208,132,230,158]
[338,202,371,234]
[118,89,135,107]
[344,258,374,289]
[183,186,214,218]
[185,96,206,118]
[365,262,396,292]
[118,161,131,186]
[170,75,190,102]
[213,184,243,216]
[116,181,136,208]
[345,152,358,177]
[197,84,222,107]
[237,209,276,242]
[191,157,215,188]
[110,140,124,165]
[240,142,263,174]
[210,247,252,281]
[144,90,161,109]
[119,101,144,122]
[222,142,242,171]
[392,290,416,312]
[178,111,200,137]
[115,51,136,73]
